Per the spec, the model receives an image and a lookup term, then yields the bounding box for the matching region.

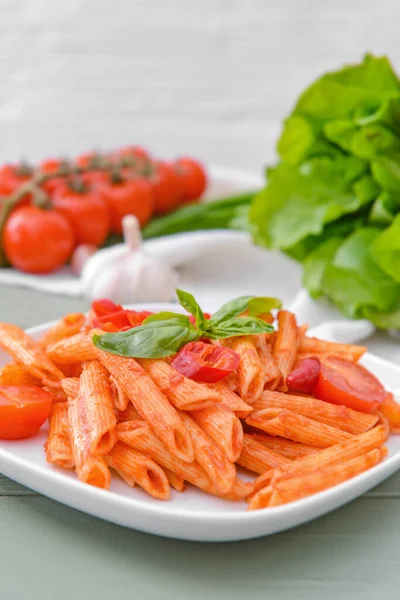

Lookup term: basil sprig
[93,290,281,358]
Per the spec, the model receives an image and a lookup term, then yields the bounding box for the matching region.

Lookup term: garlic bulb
[81,215,178,303]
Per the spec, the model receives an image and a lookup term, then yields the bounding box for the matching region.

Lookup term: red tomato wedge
[91,299,123,317]
[125,310,154,327]
[171,341,240,383]
[287,357,320,395]
[0,385,53,440]
[314,356,386,413]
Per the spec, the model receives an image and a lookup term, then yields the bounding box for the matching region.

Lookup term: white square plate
[0,305,399,542]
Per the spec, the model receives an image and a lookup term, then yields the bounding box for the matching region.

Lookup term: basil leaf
[93,318,198,358]
[144,312,185,324]
[210,296,252,324]
[247,297,282,316]
[206,316,274,339]
[176,288,205,328]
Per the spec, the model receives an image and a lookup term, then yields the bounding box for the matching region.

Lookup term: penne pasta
[60,377,80,399]
[138,358,221,411]
[220,478,253,501]
[95,348,194,463]
[223,370,239,393]
[79,361,117,455]
[206,381,253,418]
[68,396,111,489]
[44,403,75,469]
[229,336,264,403]
[265,448,382,508]
[298,336,366,362]
[106,442,170,500]
[237,434,291,474]
[42,385,67,403]
[246,485,273,509]
[109,376,130,411]
[191,405,243,462]
[253,391,378,435]
[178,411,236,494]
[116,420,210,491]
[39,313,86,348]
[249,432,319,460]
[247,408,352,448]
[0,362,41,386]
[255,334,281,385]
[250,424,387,496]
[164,468,186,492]
[0,322,64,387]
[273,311,299,391]
[379,392,400,434]
[116,403,142,422]
[46,332,98,365]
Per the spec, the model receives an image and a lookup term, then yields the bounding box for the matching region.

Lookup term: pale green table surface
[0,287,399,600]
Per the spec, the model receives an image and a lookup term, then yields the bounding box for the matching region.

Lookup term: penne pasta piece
[223,370,239,393]
[298,336,366,362]
[206,381,253,418]
[237,434,291,474]
[0,362,41,386]
[106,441,170,500]
[79,360,117,455]
[229,336,264,404]
[273,310,299,391]
[164,468,186,492]
[116,421,210,491]
[138,358,221,411]
[68,396,111,489]
[379,392,400,434]
[95,348,194,463]
[42,385,67,403]
[191,405,243,462]
[109,376,130,411]
[376,411,391,440]
[255,334,281,385]
[116,403,142,422]
[253,391,378,435]
[46,332,98,365]
[220,478,253,501]
[39,313,86,348]
[0,322,64,387]
[250,424,387,496]
[246,485,273,509]
[246,408,352,448]
[60,377,80,399]
[249,432,319,460]
[44,403,75,469]
[265,448,382,508]
[178,411,236,494]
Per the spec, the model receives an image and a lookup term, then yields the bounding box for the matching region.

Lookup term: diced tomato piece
[125,310,154,327]
[171,341,240,383]
[188,313,211,325]
[91,299,123,318]
[0,385,53,440]
[93,310,131,330]
[314,356,386,413]
[287,357,320,395]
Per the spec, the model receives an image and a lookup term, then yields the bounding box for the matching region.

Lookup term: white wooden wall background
[0,0,399,172]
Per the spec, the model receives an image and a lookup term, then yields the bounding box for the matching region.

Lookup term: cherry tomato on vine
[52,179,110,246]
[174,157,207,204]
[314,356,386,413]
[0,385,53,440]
[114,146,151,168]
[3,206,74,274]
[150,161,182,215]
[97,176,153,232]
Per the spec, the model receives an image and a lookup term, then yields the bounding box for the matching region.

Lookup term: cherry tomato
[287,357,321,395]
[97,177,153,232]
[0,163,34,196]
[0,385,53,440]
[3,206,74,274]
[171,341,240,383]
[114,146,151,169]
[52,180,110,246]
[314,356,386,413]
[174,157,207,204]
[150,161,182,215]
[75,152,106,169]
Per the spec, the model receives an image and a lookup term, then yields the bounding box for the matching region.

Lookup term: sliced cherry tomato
[0,385,53,440]
[150,161,182,215]
[287,357,321,395]
[3,206,74,274]
[52,179,110,246]
[97,176,153,232]
[125,310,154,327]
[174,157,207,204]
[314,356,386,413]
[91,298,123,317]
[171,341,240,383]
[93,310,131,330]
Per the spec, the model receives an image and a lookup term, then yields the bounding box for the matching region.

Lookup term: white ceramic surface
[0,304,398,542]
